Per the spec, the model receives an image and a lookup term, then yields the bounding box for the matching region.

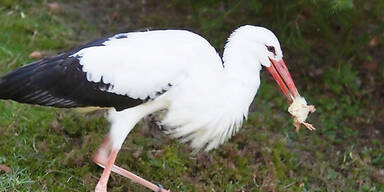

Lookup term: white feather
[73,25,283,151]
[72,30,219,100]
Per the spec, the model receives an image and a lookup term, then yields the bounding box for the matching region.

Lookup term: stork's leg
[93,136,111,165]
[93,136,170,192]
[95,148,119,192]
[94,101,169,192]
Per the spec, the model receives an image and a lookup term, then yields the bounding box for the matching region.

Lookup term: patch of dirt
[0,164,11,173]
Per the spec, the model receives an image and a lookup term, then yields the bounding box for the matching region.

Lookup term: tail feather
[0,60,64,105]
[0,63,36,100]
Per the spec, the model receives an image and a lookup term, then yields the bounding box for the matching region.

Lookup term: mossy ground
[0,0,383,191]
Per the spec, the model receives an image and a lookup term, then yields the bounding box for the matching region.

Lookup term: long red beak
[266,58,300,103]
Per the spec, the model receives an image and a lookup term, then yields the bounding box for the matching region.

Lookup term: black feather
[0,36,145,111]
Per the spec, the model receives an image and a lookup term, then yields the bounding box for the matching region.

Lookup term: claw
[302,122,316,131]
[293,118,316,132]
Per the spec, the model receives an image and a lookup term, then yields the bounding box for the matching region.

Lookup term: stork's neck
[219,34,263,115]
[222,32,262,89]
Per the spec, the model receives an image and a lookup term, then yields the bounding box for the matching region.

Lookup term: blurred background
[0,0,383,191]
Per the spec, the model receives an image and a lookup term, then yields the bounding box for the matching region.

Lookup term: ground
[0,0,383,191]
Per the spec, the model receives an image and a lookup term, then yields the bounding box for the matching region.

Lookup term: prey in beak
[266,58,316,131]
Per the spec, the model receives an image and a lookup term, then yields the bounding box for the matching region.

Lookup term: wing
[0,29,222,111]
[72,29,221,99]
[0,51,143,111]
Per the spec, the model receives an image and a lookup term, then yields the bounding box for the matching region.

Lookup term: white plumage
[1,25,296,192]
[72,26,283,152]
[73,30,220,100]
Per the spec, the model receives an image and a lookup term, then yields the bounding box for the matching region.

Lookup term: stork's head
[230,25,300,103]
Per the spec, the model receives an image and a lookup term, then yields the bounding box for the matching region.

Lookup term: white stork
[0,25,307,192]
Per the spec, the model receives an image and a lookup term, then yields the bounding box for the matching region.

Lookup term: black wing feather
[0,36,144,111]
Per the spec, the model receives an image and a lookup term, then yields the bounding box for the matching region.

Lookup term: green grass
[1,0,384,191]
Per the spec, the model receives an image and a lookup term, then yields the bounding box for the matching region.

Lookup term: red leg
[93,137,169,192]
[95,149,119,192]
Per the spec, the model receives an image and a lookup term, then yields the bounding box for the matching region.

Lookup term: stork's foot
[157,184,164,192]
[93,138,170,192]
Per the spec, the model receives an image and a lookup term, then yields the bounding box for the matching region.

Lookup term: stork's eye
[266,45,276,55]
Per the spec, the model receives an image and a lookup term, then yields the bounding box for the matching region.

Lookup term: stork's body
[0,25,301,192]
